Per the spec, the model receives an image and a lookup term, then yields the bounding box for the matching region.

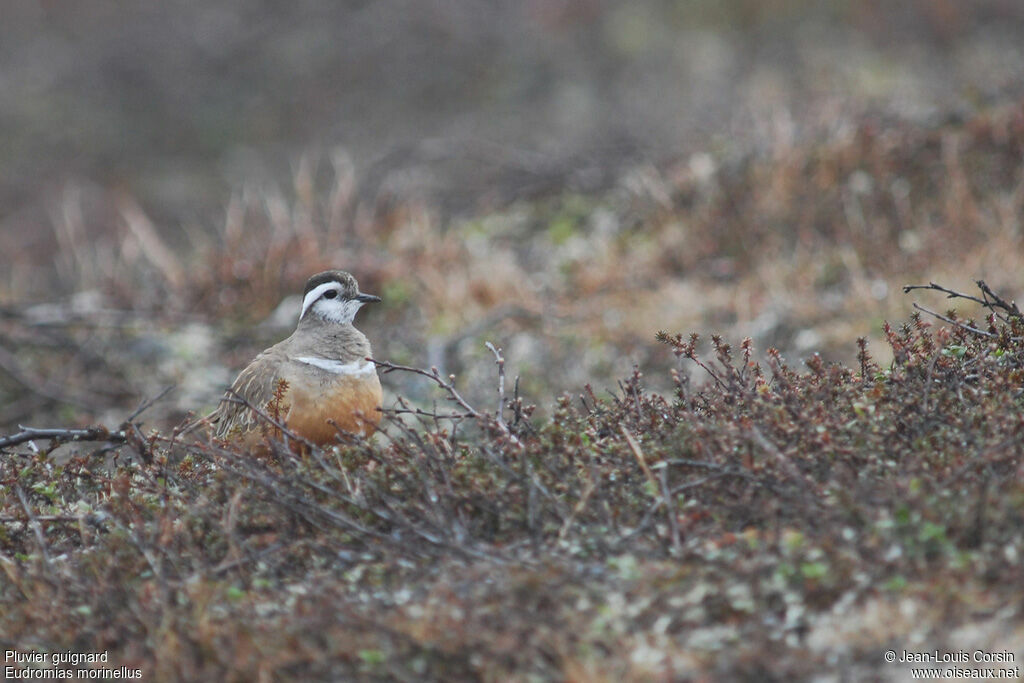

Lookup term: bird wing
[209,348,289,438]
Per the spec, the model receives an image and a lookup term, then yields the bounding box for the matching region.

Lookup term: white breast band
[295,357,376,376]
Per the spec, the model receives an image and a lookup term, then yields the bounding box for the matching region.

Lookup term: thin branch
[621,425,657,491]
[0,515,83,524]
[368,358,482,419]
[484,341,507,430]
[976,279,1022,317]
[903,281,988,305]
[384,406,477,420]
[653,458,730,472]
[911,303,995,339]
[369,354,523,446]
[0,385,175,452]
[0,425,124,451]
[903,280,1021,322]
[382,395,476,424]
[659,464,682,553]
[214,388,316,450]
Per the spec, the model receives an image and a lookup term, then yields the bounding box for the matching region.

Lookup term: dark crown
[303,270,359,298]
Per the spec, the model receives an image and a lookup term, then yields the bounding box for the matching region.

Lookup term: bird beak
[355,293,382,304]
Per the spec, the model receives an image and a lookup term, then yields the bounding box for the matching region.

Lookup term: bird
[207,270,383,447]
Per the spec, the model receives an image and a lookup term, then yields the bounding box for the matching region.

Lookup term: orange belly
[284,374,383,445]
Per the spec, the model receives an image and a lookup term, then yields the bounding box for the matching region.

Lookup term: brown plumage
[208,270,383,446]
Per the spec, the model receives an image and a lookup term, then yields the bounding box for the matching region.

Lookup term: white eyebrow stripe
[294,357,376,376]
[300,282,341,320]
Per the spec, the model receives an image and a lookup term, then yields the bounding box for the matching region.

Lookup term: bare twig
[620,425,685,552]
[511,375,524,427]
[369,358,482,419]
[216,388,316,450]
[909,282,978,301]
[976,280,1022,318]
[659,464,682,553]
[903,281,987,304]
[621,425,657,491]
[0,425,124,451]
[903,280,1021,322]
[369,354,523,446]
[484,341,507,429]
[653,458,730,472]
[657,332,730,390]
[0,515,84,524]
[911,303,995,339]
[0,384,175,453]
[384,406,477,421]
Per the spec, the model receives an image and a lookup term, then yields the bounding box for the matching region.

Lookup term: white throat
[299,283,362,324]
[294,357,376,376]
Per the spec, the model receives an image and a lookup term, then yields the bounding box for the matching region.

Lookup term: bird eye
[323,290,338,299]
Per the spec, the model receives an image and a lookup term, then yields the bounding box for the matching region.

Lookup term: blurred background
[2,0,1024,430]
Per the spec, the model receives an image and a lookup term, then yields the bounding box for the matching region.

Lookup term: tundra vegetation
[2,98,1024,680]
